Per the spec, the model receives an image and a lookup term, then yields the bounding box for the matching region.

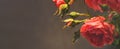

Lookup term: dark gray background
[0,0,119,49]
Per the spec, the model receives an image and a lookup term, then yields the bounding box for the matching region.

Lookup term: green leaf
[100,4,109,11]
[112,39,120,46]
[65,0,70,4]
[72,30,80,44]
[111,14,120,35]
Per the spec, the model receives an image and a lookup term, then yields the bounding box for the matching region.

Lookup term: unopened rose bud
[69,12,80,18]
[59,4,68,10]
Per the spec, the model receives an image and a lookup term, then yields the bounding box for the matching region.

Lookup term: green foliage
[65,0,70,4]
[112,39,120,46]
[101,4,109,11]
[72,30,80,44]
[111,13,120,46]
[112,14,120,32]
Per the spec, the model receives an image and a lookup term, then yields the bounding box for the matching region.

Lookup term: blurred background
[0,0,119,49]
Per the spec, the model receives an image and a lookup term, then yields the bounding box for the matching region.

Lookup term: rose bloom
[85,0,120,13]
[107,0,120,13]
[85,0,104,12]
[53,0,66,7]
[80,16,115,47]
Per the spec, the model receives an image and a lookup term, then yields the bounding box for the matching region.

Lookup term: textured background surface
[0,0,119,49]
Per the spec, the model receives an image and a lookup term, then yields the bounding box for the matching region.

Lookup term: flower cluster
[85,0,120,13]
[52,0,120,48]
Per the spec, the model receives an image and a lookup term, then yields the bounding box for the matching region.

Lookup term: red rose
[85,0,120,13]
[80,16,115,47]
[106,0,120,13]
[85,0,103,12]
[53,0,66,7]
